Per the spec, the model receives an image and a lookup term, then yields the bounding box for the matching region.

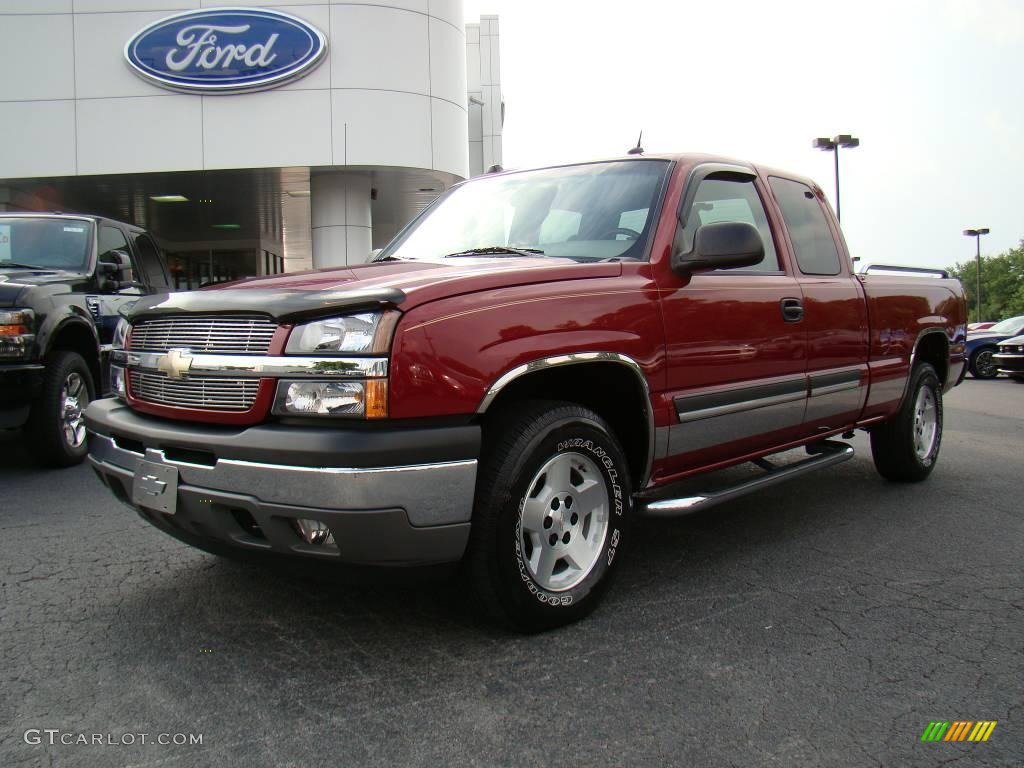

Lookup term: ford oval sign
[125,7,327,94]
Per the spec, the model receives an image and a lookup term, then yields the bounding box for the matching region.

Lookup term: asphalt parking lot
[1,380,1022,768]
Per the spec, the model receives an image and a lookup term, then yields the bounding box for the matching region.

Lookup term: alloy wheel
[913,386,938,461]
[519,451,609,591]
[61,372,89,449]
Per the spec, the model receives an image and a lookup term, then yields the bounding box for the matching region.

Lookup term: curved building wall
[0,0,469,180]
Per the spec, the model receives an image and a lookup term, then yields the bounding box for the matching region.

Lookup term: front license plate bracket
[131,460,179,514]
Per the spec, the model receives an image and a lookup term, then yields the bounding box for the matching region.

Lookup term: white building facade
[0,0,503,284]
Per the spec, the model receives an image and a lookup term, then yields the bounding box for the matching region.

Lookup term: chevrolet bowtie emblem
[157,348,193,380]
[137,473,168,498]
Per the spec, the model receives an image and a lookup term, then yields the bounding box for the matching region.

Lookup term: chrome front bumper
[86,408,479,566]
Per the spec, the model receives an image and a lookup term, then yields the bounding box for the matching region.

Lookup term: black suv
[0,213,171,466]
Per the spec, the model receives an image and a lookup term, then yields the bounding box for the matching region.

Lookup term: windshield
[987,316,1024,334]
[383,160,671,262]
[0,218,93,271]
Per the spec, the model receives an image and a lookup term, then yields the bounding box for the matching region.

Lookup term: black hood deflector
[124,287,406,323]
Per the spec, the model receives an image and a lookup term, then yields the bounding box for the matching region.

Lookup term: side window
[768,177,842,276]
[97,225,137,280]
[680,177,779,273]
[134,234,169,289]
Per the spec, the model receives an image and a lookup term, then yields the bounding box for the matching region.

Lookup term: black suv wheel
[27,350,94,467]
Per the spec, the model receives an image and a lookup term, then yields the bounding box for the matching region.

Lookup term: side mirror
[672,222,765,275]
[97,249,133,290]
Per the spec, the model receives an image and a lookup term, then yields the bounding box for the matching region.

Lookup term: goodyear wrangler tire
[468,401,632,632]
[870,363,943,483]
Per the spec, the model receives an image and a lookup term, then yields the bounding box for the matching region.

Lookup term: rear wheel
[27,350,95,467]
[467,401,632,632]
[870,363,942,482]
[969,347,999,379]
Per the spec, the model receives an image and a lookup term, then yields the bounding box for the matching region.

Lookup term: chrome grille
[129,371,259,412]
[128,315,277,354]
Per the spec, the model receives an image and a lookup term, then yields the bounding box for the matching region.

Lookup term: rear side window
[680,176,780,273]
[769,177,842,276]
[134,234,170,289]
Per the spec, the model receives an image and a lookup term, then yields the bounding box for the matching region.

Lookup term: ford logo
[125,7,327,94]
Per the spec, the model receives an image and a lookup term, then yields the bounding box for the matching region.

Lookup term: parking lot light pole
[963,227,990,322]
[813,134,860,222]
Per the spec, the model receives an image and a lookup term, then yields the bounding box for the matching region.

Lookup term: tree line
[947,240,1024,323]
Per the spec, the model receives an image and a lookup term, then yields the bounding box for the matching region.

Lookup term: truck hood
[126,257,622,323]
[0,268,82,305]
[0,267,82,286]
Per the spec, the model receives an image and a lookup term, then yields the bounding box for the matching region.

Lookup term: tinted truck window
[134,234,170,289]
[0,217,91,270]
[769,177,842,275]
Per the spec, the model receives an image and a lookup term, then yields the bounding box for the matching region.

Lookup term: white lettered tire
[467,401,632,632]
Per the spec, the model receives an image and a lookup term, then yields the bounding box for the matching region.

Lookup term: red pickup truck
[85,154,967,631]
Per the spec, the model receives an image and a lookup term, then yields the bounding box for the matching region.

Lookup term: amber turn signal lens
[365,379,388,419]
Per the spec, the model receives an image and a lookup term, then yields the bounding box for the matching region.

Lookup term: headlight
[279,311,396,418]
[112,317,129,350]
[286,312,384,355]
[0,309,35,359]
[110,364,127,401]
[272,379,388,418]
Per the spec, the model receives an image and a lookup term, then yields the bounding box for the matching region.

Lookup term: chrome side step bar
[639,440,854,517]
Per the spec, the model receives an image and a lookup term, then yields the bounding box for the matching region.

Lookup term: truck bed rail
[859,264,950,278]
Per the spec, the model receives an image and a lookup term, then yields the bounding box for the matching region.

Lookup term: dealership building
[0,1,503,287]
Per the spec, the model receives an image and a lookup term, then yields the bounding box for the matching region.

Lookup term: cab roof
[476,152,825,196]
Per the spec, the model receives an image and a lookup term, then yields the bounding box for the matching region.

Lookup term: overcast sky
[463,0,1022,270]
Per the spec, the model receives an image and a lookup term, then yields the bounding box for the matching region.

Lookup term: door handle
[781,298,804,323]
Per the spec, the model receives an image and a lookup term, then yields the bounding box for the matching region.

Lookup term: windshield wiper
[444,246,545,259]
[0,262,51,270]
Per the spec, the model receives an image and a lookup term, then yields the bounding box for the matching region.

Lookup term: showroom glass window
[769,177,842,276]
[383,160,671,262]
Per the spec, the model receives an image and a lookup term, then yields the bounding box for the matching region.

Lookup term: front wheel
[969,347,999,379]
[27,350,95,467]
[467,401,632,632]
[870,363,943,482]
